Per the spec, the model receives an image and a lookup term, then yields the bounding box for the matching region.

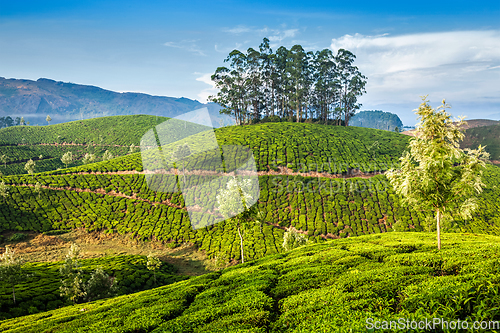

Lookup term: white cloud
[331,31,500,103]
[330,30,500,110]
[222,25,252,34]
[221,26,299,49]
[214,42,244,54]
[195,72,217,103]
[268,29,299,43]
[164,40,206,56]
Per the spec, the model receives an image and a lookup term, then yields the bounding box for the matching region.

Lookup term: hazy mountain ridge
[350,110,403,131]
[0,77,228,126]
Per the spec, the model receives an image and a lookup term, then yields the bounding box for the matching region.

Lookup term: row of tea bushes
[27,122,412,177]
[0,254,186,320]
[0,115,169,146]
[2,166,500,262]
[1,232,500,332]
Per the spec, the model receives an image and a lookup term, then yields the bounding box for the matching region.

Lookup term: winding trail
[15,183,184,210]
[46,167,386,179]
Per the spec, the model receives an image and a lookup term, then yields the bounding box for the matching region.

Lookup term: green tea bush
[8,233,27,242]
[2,233,500,332]
[0,254,187,320]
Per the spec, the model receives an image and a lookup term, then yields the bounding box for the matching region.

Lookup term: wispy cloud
[330,30,500,111]
[164,40,206,56]
[214,42,244,54]
[268,28,299,43]
[221,26,299,45]
[194,72,217,103]
[222,25,253,34]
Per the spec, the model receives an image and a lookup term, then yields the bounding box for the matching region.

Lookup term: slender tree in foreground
[60,243,86,304]
[147,254,162,286]
[386,97,489,250]
[0,246,25,304]
[216,176,255,263]
[46,115,52,125]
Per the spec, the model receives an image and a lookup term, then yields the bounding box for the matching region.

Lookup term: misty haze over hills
[1,76,498,129]
[0,77,231,127]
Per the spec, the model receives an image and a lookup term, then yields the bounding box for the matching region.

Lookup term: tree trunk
[237,226,244,263]
[13,286,16,304]
[296,101,300,123]
[436,208,441,250]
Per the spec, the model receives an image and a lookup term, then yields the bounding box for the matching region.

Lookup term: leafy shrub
[8,233,27,242]
[84,267,118,302]
[282,229,308,251]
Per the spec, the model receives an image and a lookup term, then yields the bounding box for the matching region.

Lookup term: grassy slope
[2,121,500,262]
[1,232,499,332]
[0,115,169,175]
[461,123,500,161]
[0,255,186,320]
[1,119,411,176]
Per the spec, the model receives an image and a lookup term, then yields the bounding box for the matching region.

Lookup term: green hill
[0,118,411,176]
[1,120,499,263]
[0,116,408,177]
[0,115,170,176]
[0,254,186,320]
[1,232,499,332]
[461,123,500,161]
[2,159,500,263]
[350,110,403,131]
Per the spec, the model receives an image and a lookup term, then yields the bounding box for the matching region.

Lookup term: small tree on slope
[147,254,162,286]
[216,176,255,263]
[24,159,35,178]
[0,181,9,202]
[386,97,489,250]
[0,246,25,304]
[84,267,117,302]
[61,152,73,168]
[60,243,86,304]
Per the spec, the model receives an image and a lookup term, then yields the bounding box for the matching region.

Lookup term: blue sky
[0,0,499,125]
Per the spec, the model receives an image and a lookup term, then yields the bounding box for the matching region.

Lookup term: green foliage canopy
[0,247,25,304]
[386,97,489,249]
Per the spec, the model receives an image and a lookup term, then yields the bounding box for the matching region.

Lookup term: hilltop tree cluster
[0,117,28,128]
[209,38,367,126]
[350,110,404,131]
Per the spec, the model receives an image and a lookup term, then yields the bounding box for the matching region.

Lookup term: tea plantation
[2,164,500,262]
[0,117,411,176]
[1,232,499,332]
[0,115,169,176]
[0,254,187,320]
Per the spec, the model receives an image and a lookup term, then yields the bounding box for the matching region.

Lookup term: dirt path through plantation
[0,230,225,275]
[46,166,386,179]
[14,183,184,209]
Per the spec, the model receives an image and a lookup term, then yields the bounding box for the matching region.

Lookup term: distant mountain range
[0,77,231,127]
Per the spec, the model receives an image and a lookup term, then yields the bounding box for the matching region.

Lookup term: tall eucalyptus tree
[210,38,367,126]
[335,49,367,127]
